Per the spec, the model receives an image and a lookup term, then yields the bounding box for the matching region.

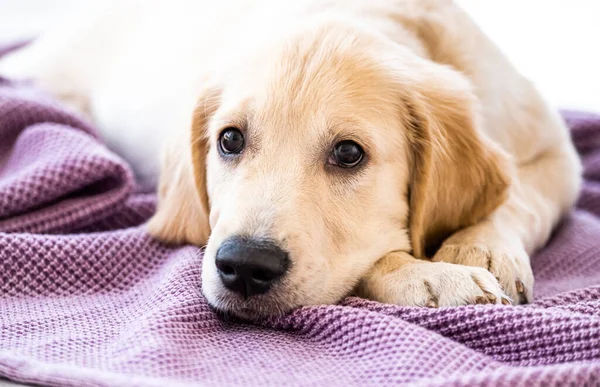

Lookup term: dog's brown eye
[219,127,245,154]
[330,140,364,168]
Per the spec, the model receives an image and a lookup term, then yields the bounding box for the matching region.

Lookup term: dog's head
[147,19,510,318]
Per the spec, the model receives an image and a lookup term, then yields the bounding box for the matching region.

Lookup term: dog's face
[148,21,510,319]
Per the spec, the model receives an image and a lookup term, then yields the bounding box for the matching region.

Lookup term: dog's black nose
[215,236,289,298]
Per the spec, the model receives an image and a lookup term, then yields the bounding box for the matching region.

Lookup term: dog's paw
[362,259,511,307]
[433,229,533,304]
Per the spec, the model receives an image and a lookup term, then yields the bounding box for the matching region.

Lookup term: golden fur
[0,0,582,318]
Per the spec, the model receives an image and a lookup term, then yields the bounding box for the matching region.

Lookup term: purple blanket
[1,58,600,387]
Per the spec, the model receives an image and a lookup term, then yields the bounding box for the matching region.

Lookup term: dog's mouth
[208,304,284,321]
[204,285,300,320]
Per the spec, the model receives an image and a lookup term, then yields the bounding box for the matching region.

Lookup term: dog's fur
[0,0,582,318]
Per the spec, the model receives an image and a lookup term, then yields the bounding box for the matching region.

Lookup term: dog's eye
[329,140,364,168]
[219,127,245,155]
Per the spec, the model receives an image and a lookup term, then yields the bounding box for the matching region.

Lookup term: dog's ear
[146,87,221,246]
[402,62,512,258]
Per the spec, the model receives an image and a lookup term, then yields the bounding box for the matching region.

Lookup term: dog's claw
[501,297,512,305]
[426,299,438,308]
[484,291,497,304]
[475,296,488,304]
[516,280,525,294]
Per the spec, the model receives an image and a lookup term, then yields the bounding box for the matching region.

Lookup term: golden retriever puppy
[0,0,581,318]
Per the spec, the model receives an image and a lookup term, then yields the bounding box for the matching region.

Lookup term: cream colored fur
[0,0,581,317]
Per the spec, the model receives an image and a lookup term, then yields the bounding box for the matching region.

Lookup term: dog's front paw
[433,229,533,304]
[359,257,511,307]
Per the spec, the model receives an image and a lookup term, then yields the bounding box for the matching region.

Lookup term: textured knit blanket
[1,47,600,387]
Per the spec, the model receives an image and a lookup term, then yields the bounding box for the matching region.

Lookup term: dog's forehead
[213,30,408,156]
[222,29,394,114]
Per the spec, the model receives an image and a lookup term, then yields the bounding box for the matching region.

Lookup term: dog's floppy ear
[402,62,512,258]
[146,86,221,246]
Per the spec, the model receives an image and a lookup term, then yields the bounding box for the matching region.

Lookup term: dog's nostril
[251,269,275,282]
[217,263,235,276]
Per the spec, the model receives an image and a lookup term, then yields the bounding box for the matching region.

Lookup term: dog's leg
[357,251,511,307]
[359,141,579,307]
[433,115,582,304]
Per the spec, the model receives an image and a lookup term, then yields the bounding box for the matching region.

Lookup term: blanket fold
[0,71,599,385]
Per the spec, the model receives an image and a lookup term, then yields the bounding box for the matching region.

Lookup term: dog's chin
[207,302,290,321]
[203,288,299,321]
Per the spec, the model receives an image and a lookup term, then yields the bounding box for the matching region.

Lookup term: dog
[0,0,582,319]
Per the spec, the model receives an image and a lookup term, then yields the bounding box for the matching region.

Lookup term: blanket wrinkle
[1,47,600,386]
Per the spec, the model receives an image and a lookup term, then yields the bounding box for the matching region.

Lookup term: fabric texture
[1,53,600,386]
